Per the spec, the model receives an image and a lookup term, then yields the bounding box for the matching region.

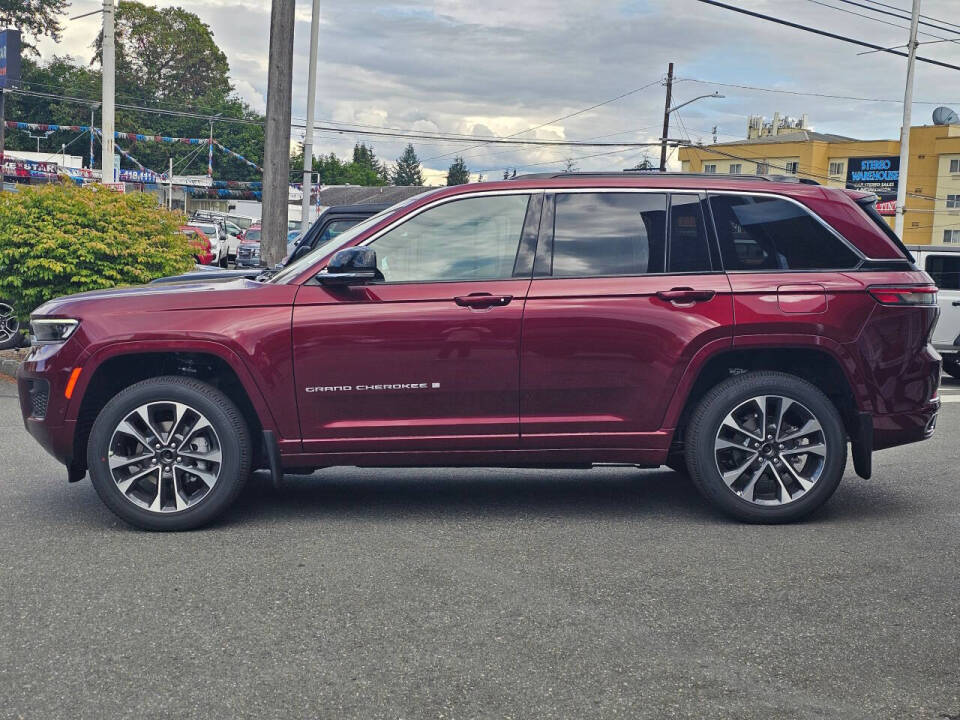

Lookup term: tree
[0,0,70,49]
[447,156,470,186]
[392,143,424,186]
[95,1,232,104]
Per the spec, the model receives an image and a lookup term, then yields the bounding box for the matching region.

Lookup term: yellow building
[678,125,960,246]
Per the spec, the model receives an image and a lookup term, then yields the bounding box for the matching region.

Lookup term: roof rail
[512,170,819,185]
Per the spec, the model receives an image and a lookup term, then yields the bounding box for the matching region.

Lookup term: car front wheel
[87,376,251,530]
[685,371,847,523]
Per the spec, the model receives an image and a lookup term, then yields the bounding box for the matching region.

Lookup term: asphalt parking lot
[0,375,957,720]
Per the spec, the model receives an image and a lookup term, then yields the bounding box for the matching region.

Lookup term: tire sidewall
[687,373,847,523]
[87,377,250,531]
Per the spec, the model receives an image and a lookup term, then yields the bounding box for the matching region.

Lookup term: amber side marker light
[64,368,82,399]
[867,286,938,306]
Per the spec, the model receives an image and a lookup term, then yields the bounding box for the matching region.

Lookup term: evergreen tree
[392,144,424,186]
[447,156,470,186]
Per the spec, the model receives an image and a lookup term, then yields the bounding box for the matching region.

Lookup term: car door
[520,190,734,448]
[921,252,960,350]
[293,191,542,453]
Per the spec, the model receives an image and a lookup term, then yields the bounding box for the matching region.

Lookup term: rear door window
[709,194,860,271]
[925,254,960,290]
[549,192,667,277]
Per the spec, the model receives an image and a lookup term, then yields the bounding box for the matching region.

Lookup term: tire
[0,300,21,350]
[685,371,847,523]
[219,255,228,268]
[87,376,251,530]
[943,358,960,380]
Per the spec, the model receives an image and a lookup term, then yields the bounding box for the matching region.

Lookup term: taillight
[867,286,938,306]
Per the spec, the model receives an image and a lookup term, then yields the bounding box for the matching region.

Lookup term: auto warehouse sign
[847,156,899,215]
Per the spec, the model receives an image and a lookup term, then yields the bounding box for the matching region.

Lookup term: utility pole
[0,89,6,194]
[894,0,921,239]
[101,0,116,184]
[168,157,173,210]
[301,0,321,234]
[659,62,674,172]
[261,0,295,268]
[207,113,221,178]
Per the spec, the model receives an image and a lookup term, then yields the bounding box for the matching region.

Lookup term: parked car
[0,299,21,350]
[234,205,391,269]
[187,220,227,267]
[18,173,941,530]
[908,244,960,378]
[177,226,216,265]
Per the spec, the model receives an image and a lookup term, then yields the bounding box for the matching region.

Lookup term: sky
[32,0,960,185]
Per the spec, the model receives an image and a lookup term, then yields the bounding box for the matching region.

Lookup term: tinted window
[669,195,712,273]
[312,219,361,250]
[551,193,666,277]
[925,255,960,290]
[710,194,859,270]
[371,194,529,283]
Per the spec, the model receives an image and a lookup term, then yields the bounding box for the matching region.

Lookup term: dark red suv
[18,173,941,530]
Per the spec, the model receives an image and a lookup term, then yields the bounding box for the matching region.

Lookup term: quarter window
[709,194,860,271]
[370,194,529,283]
[550,193,667,277]
[925,255,960,290]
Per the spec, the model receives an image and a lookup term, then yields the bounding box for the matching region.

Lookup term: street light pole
[894,0,921,239]
[101,0,115,184]
[301,0,321,234]
[90,102,99,170]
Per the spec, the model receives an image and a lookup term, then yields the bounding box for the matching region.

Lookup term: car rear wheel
[0,302,21,350]
[685,371,847,523]
[87,376,251,530]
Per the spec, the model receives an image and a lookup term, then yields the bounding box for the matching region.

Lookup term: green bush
[0,182,194,317]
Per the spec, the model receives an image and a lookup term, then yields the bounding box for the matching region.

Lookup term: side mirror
[317,246,379,286]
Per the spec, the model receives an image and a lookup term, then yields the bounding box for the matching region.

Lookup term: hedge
[0,183,194,318]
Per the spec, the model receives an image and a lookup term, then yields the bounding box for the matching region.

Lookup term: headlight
[31,318,79,345]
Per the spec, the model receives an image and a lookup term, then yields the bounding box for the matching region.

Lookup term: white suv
[910,245,960,378]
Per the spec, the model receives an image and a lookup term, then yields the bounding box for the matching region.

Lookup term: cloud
[33,0,960,177]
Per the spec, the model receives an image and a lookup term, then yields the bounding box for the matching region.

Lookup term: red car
[178,225,215,265]
[17,174,941,530]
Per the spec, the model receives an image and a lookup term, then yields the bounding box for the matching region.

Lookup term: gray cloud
[35,0,960,181]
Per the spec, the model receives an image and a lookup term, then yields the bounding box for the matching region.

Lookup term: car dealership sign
[847,156,899,215]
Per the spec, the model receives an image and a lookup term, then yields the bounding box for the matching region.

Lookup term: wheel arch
[69,342,277,475]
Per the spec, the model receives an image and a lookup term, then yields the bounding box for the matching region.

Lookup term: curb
[0,358,22,379]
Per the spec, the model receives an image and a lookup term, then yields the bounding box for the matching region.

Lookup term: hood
[32,278,294,318]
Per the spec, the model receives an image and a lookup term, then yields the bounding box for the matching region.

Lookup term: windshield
[245,228,261,242]
[267,189,440,284]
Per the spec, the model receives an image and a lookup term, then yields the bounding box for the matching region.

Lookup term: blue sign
[0,29,21,89]
[846,156,899,202]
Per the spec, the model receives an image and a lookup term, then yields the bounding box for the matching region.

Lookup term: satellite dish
[932,106,960,125]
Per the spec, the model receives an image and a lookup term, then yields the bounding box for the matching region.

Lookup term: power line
[799,0,960,47]
[693,0,960,71]
[857,0,960,33]
[421,78,665,162]
[675,76,960,105]
[829,0,960,36]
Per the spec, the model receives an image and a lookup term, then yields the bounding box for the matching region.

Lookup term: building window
[829,161,844,176]
[784,161,799,174]
[755,162,769,176]
[947,195,960,209]
[728,164,742,174]
[944,229,960,244]
[950,159,960,174]
[703,164,717,174]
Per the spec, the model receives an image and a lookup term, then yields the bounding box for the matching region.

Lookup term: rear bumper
[872,397,940,451]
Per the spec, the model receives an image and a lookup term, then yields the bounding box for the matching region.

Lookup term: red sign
[876,199,896,216]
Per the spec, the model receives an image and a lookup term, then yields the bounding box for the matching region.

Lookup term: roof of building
[710,130,862,147]
[316,185,429,207]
